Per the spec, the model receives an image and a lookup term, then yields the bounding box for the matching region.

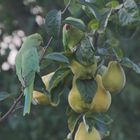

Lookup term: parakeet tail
[23,81,34,116]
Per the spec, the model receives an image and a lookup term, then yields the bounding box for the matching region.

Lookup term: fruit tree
[0,0,140,140]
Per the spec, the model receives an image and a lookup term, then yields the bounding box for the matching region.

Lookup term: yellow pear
[42,72,55,89]
[68,74,111,113]
[70,59,97,79]
[90,75,111,112]
[68,76,91,113]
[102,61,126,93]
[32,91,50,105]
[32,72,54,105]
[75,122,101,140]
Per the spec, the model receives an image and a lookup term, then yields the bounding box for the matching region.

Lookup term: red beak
[65,24,71,30]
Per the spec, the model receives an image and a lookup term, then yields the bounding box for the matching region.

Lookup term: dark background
[0,0,140,140]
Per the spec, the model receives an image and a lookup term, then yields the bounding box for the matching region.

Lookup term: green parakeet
[15,33,43,116]
[62,17,85,52]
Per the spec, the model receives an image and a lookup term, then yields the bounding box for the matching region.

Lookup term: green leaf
[66,107,81,131]
[75,37,95,66]
[49,67,71,90]
[78,1,101,20]
[62,17,86,31]
[111,47,124,59]
[94,113,113,137]
[95,121,110,137]
[93,113,113,125]
[105,34,123,59]
[64,0,82,16]
[65,138,72,140]
[106,34,120,48]
[45,9,61,37]
[0,92,11,101]
[98,9,112,33]
[118,0,139,26]
[48,67,71,105]
[97,48,110,56]
[45,52,69,64]
[76,78,97,103]
[105,1,120,8]
[34,73,48,94]
[50,83,68,106]
[79,0,97,3]
[138,3,140,9]
[83,113,96,132]
[83,112,113,136]
[88,19,99,32]
[120,57,140,74]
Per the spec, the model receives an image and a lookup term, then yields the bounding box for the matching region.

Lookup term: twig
[0,90,24,123]
[71,114,83,140]
[130,27,140,39]
[61,0,72,14]
[94,59,105,77]
[39,36,53,64]
[12,105,24,113]
[94,32,99,50]
[112,4,124,14]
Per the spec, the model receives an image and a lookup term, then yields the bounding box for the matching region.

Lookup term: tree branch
[71,114,83,140]
[94,32,99,50]
[0,89,24,123]
[112,4,124,14]
[61,0,72,14]
[39,37,53,64]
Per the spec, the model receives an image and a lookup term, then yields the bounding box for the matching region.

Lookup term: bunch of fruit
[32,59,126,140]
[32,17,126,140]
[69,60,126,113]
[62,17,126,140]
[68,60,126,140]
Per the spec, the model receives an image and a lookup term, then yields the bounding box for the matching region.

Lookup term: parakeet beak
[40,40,43,48]
[41,40,43,46]
[65,24,71,30]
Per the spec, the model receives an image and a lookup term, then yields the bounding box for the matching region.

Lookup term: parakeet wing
[22,47,40,86]
[15,52,25,86]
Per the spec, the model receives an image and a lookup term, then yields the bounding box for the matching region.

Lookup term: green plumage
[62,17,85,52]
[15,33,43,115]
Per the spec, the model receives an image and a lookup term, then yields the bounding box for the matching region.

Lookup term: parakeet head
[26,33,43,47]
[63,24,83,34]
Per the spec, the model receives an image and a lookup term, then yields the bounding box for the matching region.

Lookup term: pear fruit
[68,74,111,113]
[32,91,50,105]
[68,76,91,113]
[102,61,126,93]
[75,122,101,140]
[42,72,55,89]
[70,59,97,79]
[32,72,54,105]
[90,75,111,112]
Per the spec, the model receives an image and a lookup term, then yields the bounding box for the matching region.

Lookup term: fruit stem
[71,114,83,140]
[94,59,105,77]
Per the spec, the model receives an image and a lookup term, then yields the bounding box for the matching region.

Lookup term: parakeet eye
[65,24,71,30]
